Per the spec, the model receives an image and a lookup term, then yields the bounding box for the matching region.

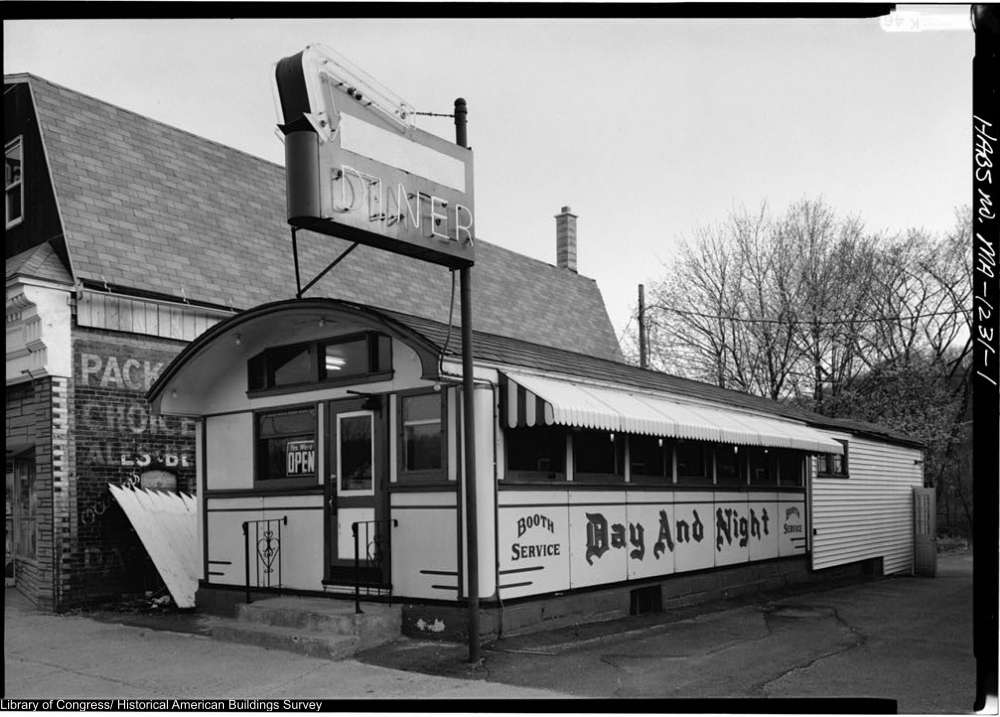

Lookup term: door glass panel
[339,414,373,493]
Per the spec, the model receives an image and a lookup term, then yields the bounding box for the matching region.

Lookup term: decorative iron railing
[352,518,397,613]
[242,516,287,604]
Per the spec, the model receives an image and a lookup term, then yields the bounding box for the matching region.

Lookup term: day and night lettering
[584,506,774,565]
[504,501,803,583]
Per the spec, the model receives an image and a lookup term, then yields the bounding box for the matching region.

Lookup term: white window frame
[6,136,24,230]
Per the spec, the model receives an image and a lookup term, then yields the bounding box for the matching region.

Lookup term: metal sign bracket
[291,226,360,299]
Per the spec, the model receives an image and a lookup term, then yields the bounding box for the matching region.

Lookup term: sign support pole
[455,97,480,664]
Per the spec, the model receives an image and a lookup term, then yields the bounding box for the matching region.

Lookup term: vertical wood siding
[811,433,923,575]
[77,290,227,343]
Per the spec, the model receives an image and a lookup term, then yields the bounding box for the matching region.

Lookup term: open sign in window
[286,440,316,477]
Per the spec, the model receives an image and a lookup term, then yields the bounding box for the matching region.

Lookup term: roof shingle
[382,307,924,448]
[5,242,73,285]
[15,74,623,361]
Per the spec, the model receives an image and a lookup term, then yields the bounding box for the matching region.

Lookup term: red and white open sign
[286,440,315,476]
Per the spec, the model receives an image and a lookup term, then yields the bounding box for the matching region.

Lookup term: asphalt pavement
[359,550,977,713]
[4,550,976,711]
[2,588,565,701]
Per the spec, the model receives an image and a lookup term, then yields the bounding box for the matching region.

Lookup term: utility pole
[638,284,648,369]
[455,98,480,664]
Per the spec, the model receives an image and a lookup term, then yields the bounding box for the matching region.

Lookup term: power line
[617,314,636,345]
[646,304,967,327]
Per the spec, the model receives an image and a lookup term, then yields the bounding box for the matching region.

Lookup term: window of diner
[573,429,625,482]
[398,392,446,482]
[272,343,314,386]
[675,442,710,484]
[255,405,317,487]
[248,332,392,392]
[248,343,314,390]
[777,451,804,487]
[6,137,23,228]
[715,446,745,486]
[505,425,567,482]
[748,448,776,486]
[629,435,672,482]
[321,333,391,380]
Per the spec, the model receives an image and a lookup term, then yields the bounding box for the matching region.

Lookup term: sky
[4,11,974,343]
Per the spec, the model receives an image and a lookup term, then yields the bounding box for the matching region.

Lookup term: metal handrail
[242,516,287,604]
[351,518,398,614]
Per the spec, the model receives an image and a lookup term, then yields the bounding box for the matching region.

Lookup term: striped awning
[501,372,843,455]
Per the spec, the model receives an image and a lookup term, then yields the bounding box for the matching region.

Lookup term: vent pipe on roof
[555,206,578,273]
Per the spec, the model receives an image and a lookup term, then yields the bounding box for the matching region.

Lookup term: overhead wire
[645,304,967,327]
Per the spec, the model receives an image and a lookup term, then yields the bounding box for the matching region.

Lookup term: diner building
[6,73,924,632]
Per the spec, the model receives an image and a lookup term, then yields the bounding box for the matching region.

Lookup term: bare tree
[646,218,746,388]
[630,199,974,536]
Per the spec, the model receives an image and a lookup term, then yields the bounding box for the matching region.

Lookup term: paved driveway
[2,589,565,700]
[5,552,974,709]
[361,551,976,712]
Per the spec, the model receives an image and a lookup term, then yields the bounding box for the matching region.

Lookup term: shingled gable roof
[6,241,73,286]
[382,307,924,449]
[12,73,622,361]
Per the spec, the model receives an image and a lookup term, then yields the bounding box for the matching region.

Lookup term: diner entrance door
[325,398,390,587]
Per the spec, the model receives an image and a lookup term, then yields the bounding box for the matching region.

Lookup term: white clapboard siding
[811,433,923,575]
[109,485,199,607]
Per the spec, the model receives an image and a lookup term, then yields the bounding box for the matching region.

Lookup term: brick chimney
[555,206,578,272]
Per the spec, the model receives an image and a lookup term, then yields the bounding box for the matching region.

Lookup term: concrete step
[212,597,402,660]
[238,601,358,635]
[211,622,361,660]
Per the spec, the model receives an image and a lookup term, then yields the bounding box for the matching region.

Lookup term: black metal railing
[242,516,287,604]
[352,518,397,613]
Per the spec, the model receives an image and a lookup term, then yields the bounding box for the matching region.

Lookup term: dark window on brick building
[7,455,37,560]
